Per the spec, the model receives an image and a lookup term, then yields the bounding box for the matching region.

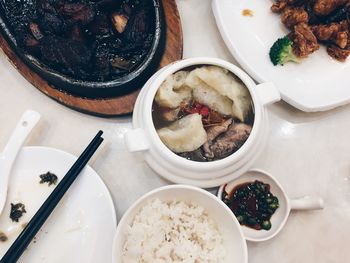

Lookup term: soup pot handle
[124,128,150,152]
[256,82,281,106]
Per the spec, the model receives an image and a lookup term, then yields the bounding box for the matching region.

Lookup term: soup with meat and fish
[152,65,254,162]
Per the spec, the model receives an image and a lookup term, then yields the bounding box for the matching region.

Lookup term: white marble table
[0,0,349,262]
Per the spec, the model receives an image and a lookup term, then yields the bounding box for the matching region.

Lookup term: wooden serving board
[0,0,183,117]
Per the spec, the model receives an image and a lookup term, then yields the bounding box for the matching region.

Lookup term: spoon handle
[0,110,40,212]
[290,196,324,211]
[2,110,41,161]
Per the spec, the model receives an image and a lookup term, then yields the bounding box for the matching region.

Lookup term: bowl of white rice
[112,185,248,263]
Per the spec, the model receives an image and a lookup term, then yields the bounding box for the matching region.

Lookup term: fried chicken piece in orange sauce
[312,21,349,48]
[271,0,288,13]
[281,7,309,29]
[327,44,350,61]
[313,0,348,16]
[289,22,320,57]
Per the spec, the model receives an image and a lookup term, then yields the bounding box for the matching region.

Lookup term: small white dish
[124,57,280,187]
[0,146,116,263]
[113,185,248,263]
[217,169,324,242]
[212,0,350,112]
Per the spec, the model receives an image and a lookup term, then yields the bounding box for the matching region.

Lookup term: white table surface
[0,0,349,262]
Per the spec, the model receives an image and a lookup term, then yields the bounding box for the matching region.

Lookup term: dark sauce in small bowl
[222,180,279,230]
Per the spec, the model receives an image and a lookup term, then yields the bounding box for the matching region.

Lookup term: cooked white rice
[122,199,226,263]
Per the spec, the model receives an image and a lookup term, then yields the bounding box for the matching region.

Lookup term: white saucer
[0,146,116,263]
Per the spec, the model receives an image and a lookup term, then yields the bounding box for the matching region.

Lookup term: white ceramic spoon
[217,169,324,242]
[0,110,41,215]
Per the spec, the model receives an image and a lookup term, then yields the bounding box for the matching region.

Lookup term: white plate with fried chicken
[212,0,350,112]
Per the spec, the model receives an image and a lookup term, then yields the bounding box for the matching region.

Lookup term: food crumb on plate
[0,231,8,242]
[39,171,58,186]
[242,9,254,17]
[10,203,26,222]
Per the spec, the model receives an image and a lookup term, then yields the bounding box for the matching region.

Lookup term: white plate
[212,0,350,112]
[0,146,116,263]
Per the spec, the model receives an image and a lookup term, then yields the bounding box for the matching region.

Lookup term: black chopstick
[1,130,104,263]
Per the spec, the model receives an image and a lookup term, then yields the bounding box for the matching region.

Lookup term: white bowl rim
[112,184,248,263]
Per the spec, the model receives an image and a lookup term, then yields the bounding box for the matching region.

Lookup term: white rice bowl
[122,199,225,262]
[113,185,248,263]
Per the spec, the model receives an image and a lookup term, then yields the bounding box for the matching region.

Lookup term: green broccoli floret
[269,36,300,66]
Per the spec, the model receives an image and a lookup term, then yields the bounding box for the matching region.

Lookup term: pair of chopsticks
[1,130,104,263]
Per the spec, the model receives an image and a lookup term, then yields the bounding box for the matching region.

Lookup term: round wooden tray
[0,0,182,117]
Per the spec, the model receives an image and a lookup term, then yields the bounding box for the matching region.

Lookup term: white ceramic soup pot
[124,57,280,188]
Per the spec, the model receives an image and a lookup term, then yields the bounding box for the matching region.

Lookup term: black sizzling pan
[0,0,165,98]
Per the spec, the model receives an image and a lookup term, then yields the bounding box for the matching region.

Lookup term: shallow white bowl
[124,57,281,187]
[112,185,248,263]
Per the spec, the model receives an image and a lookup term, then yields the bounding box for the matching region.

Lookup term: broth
[152,65,255,162]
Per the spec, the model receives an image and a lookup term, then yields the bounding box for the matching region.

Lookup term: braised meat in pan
[270,0,350,64]
[0,0,156,81]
